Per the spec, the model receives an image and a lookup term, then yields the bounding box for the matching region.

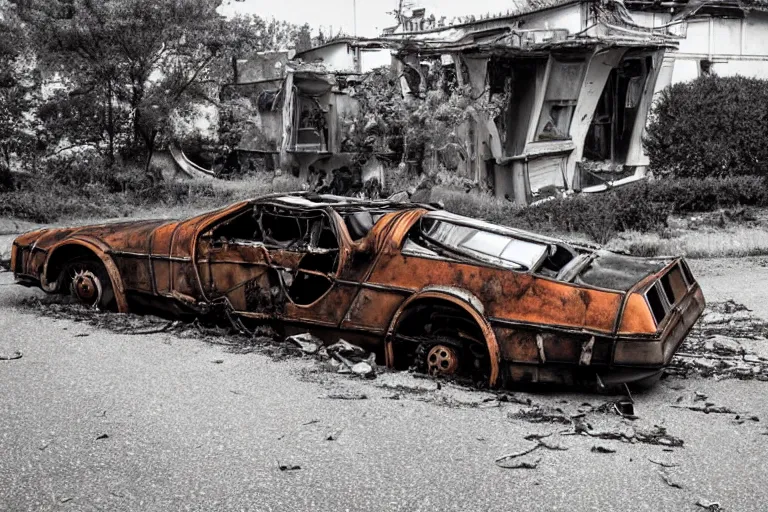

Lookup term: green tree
[644,75,768,178]
[14,0,293,172]
[0,3,39,188]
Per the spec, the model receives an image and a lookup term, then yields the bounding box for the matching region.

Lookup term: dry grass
[609,227,768,258]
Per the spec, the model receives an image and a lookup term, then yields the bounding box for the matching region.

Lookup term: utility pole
[353,0,357,36]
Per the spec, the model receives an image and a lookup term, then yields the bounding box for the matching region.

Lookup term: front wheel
[64,258,116,310]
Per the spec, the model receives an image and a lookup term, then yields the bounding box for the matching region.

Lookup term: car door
[195,206,280,317]
[260,205,358,328]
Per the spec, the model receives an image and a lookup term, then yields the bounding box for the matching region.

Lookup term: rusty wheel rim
[71,270,103,307]
[427,345,459,376]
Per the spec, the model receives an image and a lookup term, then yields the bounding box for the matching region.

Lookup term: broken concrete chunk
[710,336,744,356]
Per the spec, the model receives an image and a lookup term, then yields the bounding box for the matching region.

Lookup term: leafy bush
[638,176,768,213]
[644,75,768,178]
[436,186,670,244]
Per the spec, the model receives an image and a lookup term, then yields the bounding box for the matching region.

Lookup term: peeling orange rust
[11,192,706,389]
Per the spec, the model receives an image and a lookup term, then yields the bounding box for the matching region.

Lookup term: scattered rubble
[495,438,568,469]
[287,333,322,355]
[696,498,724,511]
[324,392,368,400]
[668,301,768,381]
[659,470,683,489]
[591,445,616,454]
[507,405,572,425]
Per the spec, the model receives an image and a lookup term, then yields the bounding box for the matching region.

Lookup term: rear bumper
[612,283,705,368]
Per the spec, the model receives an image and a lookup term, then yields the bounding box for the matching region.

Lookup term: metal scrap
[287,333,323,354]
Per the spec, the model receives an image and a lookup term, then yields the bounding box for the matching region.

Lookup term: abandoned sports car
[12,193,705,388]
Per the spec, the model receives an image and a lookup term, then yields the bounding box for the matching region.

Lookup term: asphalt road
[2,261,768,511]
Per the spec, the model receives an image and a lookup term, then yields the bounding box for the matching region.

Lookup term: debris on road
[95,434,109,440]
[0,350,22,360]
[495,438,568,468]
[324,392,368,400]
[659,470,683,489]
[278,462,301,472]
[287,333,322,355]
[671,404,735,414]
[669,301,768,381]
[696,498,724,511]
[497,456,541,470]
[574,424,684,447]
[649,458,679,468]
[508,405,572,425]
[591,445,616,454]
[325,428,344,441]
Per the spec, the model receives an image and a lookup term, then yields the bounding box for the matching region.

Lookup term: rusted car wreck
[12,194,704,387]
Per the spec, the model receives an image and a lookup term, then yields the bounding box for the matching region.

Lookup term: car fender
[41,237,129,313]
[385,286,500,387]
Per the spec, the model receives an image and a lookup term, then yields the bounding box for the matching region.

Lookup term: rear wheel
[64,258,115,310]
[394,301,491,386]
[413,336,490,385]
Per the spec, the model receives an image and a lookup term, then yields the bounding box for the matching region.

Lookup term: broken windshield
[419,219,549,271]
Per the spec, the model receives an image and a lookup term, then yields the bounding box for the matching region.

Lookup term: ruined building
[380,0,679,203]
[228,0,678,204]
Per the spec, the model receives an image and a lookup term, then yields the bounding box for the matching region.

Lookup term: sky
[217,0,512,38]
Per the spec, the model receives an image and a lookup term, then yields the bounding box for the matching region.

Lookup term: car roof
[252,192,591,252]
[253,192,433,213]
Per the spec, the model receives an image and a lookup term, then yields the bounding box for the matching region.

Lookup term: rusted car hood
[573,251,670,291]
[15,219,172,252]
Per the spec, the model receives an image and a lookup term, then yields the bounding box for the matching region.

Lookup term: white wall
[638,10,768,91]
[300,43,358,72]
[360,49,392,73]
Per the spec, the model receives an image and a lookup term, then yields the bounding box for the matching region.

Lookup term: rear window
[660,265,688,305]
[680,260,695,286]
[422,219,548,270]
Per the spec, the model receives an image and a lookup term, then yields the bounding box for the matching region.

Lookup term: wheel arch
[385,287,501,387]
[42,239,129,313]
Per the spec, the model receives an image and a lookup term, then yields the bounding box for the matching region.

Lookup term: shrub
[436,185,671,245]
[639,176,768,213]
[644,75,768,178]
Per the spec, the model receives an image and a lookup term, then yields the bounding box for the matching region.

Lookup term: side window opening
[536,58,586,141]
[209,210,263,243]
